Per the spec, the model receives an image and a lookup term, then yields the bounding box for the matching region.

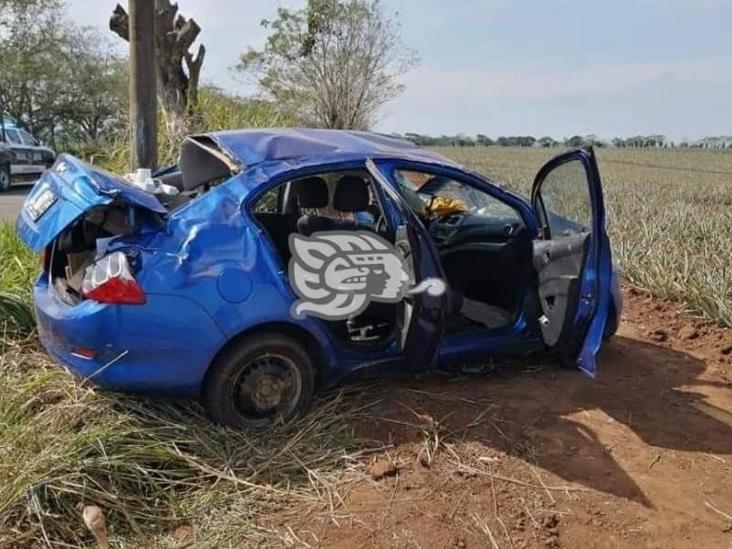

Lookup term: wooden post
[128,0,157,169]
[0,101,6,143]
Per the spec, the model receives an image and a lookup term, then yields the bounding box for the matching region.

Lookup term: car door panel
[531,148,612,377]
[394,225,414,350]
[532,232,589,346]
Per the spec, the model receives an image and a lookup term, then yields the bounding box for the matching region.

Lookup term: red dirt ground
[275,287,732,548]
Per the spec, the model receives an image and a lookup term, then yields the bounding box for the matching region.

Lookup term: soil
[273,286,732,548]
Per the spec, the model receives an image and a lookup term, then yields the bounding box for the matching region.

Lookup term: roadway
[0,184,32,223]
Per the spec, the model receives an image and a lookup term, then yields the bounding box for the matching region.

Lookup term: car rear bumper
[34,275,227,397]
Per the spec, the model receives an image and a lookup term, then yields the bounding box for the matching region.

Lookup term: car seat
[332,175,378,230]
[293,176,337,235]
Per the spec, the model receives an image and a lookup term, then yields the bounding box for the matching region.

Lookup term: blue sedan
[16,129,621,428]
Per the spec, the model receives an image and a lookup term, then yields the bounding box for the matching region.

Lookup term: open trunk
[18,144,242,306]
[17,154,168,250]
[16,155,171,305]
[17,139,239,252]
[48,202,140,305]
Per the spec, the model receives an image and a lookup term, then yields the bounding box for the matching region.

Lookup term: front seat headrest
[334,176,369,212]
[291,176,329,208]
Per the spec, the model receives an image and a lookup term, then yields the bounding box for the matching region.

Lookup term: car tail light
[81,251,145,304]
[71,347,97,360]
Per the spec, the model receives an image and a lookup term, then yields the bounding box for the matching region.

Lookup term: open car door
[531,148,612,377]
[366,159,448,370]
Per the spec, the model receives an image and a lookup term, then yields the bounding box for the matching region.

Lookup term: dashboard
[428,211,525,250]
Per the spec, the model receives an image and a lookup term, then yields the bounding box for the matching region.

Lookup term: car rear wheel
[0,164,10,192]
[202,333,315,429]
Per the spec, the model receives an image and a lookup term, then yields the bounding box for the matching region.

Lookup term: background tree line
[401,133,732,149]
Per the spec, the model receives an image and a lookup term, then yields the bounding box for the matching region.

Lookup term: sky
[66,0,732,141]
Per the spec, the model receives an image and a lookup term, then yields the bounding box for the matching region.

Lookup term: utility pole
[128,0,157,169]
[0,98,6,143]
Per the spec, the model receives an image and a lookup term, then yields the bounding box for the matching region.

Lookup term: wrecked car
[16,129,622,428]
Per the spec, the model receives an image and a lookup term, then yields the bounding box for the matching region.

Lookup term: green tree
[564,135,585,147]
[0,0,127,148]
[56,29,128,147]
[236,0,417,129]
[0,0,68,139]
[476,134,494,146]
[537,136,558,147]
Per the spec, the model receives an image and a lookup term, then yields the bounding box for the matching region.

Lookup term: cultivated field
[437,146,732,327]
[0,148,730,547]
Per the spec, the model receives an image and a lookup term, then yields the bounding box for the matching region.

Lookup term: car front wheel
[202,333,316,429]
[0,164,10,192]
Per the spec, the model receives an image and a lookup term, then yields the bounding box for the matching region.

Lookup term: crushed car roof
[207,128,460,169]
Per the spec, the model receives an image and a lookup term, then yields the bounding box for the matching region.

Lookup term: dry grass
[0,337,374,546]
[437,146,732,326]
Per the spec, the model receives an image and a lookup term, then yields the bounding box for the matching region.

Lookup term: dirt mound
[271,286,732,548]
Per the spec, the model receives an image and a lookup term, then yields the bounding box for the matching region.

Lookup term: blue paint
[16,130,620,398]
[217,268,252,303]
[16,154,166,252]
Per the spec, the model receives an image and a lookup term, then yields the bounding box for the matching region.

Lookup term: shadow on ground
[343,335,732,507]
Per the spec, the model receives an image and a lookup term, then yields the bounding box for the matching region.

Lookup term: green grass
[437,146,732,327]
[0,224,36,339]
[81,89,299,173]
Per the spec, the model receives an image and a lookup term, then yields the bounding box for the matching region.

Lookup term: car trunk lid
[16,154,167,252]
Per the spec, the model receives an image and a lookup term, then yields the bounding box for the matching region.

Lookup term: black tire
[202,333,315,429]
[0,164,10,192]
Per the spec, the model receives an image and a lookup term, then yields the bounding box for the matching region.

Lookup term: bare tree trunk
[128,0,157,169]
[110,0,205,140]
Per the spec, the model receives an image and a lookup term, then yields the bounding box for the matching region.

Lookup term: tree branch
[108,4,129,42]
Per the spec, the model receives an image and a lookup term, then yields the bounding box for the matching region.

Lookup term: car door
[4,128,32,177]
[17,129,48,175]
[530,147,612,377]
[366,159,448,370]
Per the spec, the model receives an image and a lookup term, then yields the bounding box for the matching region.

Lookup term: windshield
[394,169,520,220]
[18,129,37,146]
[5,129,22,145]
